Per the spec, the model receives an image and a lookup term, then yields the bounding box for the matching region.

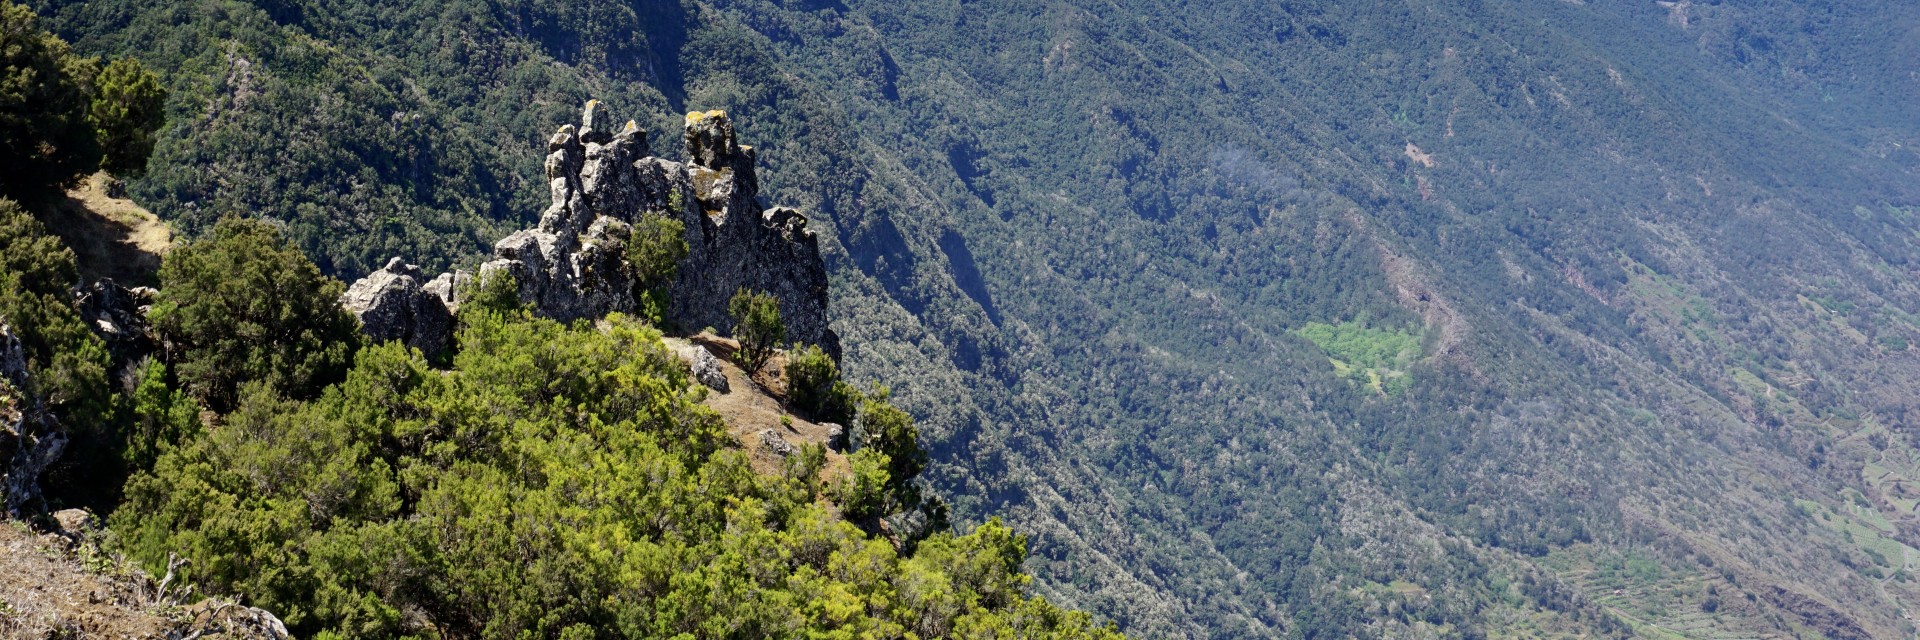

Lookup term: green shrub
[148,218,360,411]
[727,288,784,372]
[88,57,167,176]
[626,211,688,323]
[457,269,524,320]
[784,343,854,422]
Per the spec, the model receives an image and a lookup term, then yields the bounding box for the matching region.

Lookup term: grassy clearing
[1294,320,1423,394]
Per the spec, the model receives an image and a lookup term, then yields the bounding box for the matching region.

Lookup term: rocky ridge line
[345,102,836,359]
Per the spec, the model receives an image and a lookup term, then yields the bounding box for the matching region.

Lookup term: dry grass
[0,521,171,639]
[667,334,850,481]
[41,172,172,286]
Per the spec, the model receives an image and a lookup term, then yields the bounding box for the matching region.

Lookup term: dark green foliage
[457,270,524,320]
[0,198,110,428]
[87,56,165,176]
[783,342,854,423]
[112,312,1123,639]
[148,218,359,412]
[625,211,687,323]
[0,2,98,201]
[727,288,783,372]
[120,359,197,472]
[853,387,927,517]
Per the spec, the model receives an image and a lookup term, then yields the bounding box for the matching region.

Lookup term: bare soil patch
[40,172,172,286]
[666,334,850,480]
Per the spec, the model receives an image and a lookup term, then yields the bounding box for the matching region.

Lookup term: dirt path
[41,172,172,286]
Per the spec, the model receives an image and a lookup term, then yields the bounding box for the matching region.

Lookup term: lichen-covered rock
[52,508,97,536]
[690,347,729,393]
[342,257,454,358]
[347,101,836,359]
[759,428,797,458]
[823,423,848,452]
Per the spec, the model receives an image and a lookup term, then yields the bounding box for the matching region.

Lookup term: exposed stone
[690,347,729,393]
[1,322,63,518]
[344,100,836,360]
[823,423,848,452]
[73,279,157,382]
[341,257,454,358]
[759,428,797,458]
[423,270,471,311]
[52,508,97,535]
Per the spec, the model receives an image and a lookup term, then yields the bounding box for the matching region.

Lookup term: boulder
[52,508,97,535]
[73,279,157,382]
[759,429,796,458]
[690,347,729,393]
[823,423,848,452]
[422,270,471,310]
[341,257,454,358]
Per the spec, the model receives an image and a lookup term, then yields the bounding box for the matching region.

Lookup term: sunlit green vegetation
[1293,320,1423,394]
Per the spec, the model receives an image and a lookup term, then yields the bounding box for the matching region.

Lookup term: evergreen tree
[88,56,167,176]
[727,288,783,372]
[0,2,100,201]
[148,218,360,411]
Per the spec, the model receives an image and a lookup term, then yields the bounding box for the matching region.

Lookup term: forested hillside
[20,0,1920,637]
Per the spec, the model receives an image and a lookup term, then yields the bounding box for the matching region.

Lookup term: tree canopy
[114,310,1123,639]
[0,2,165,200]
[148,218,360,412]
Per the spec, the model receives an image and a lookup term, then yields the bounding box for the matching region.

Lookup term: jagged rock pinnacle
[345,101,837,359]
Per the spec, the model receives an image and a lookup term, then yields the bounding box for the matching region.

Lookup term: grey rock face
[346,101,836,360]
[423,271,470,311]
[1,322,64,518]
[690,347,729,393]
[341,257,454,358]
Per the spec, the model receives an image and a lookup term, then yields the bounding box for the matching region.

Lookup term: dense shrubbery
[148,218,361,412]
[0,2,163,200]
[0,199,111,430]
[113,309,1120,639]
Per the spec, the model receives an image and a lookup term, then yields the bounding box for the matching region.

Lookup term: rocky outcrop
[348,101,837,360]
[342,257,455,358]
[0,323,62,518]
[73,279,157,383]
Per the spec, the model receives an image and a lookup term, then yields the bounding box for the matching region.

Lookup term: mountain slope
[32,0,1920,637]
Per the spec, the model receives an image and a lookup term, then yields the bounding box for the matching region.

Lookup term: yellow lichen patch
[686,110,729,126]
[622,120,639,134]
